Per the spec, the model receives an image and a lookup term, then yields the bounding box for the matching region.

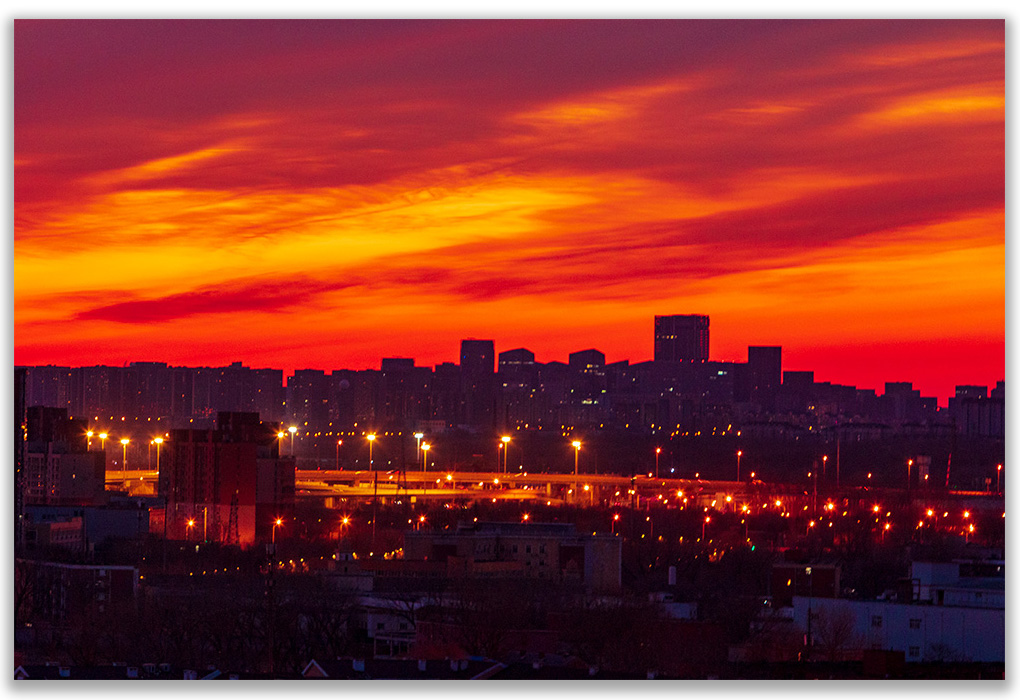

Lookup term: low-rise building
[404,521,621,591]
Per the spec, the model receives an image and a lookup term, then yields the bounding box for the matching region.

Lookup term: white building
[791,559,1004,663]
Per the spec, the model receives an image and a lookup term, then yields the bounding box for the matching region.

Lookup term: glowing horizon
[14,20,1004,402]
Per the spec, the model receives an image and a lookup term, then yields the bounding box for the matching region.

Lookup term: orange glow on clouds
[14,20,1004,401]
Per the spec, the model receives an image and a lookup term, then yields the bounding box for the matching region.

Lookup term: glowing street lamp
[421,443,430,472]
[86,430,94,451]
[336,439,343,470]
[272,517,283,544]
[187,518,196,541]
[702,515,711,541]
[154,436,163,473]
[367,433,376,470]
[654,447,662,479]
[572,441,581,501]
[501,436,511,473]
[288,426,297,456]
[120,438,130,469]
[414,432,424,465]
[822,455,828,480]
[99,432,109,450]
[907,459,913,491]
[612,513,620,534]
[736,450,743,481]
[997,464,1002,493]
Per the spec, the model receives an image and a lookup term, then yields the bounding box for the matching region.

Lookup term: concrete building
[790,558,1004,663]
[654,315,709,363]
[23,407,106,507]
[158,412,294,546]
[403,521,621,591]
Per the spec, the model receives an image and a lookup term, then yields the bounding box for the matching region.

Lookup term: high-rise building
[459,339,496,431]
[654,315,709,363]
[159,412,294,546]
[748,346,782,412]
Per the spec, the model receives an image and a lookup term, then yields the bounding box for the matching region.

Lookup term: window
[909,619,921,630]
[526,545,532,554]
[871,616,883,628]
[909,646,920,658]
[539,544,546,554]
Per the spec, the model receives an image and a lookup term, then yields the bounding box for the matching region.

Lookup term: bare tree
[813,605,860,662]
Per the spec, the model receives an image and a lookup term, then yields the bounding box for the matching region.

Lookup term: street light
[187,518,196,541]
[655,447,661,479]
[501,436,511,473]
[99,432,109,450]
[154,436,163,473]
[736,450,742,481]
[997,464,1002,493]
[822,455,828,481]
[612,513,620,534]
[414,432,424,466]
[86,430,94,450]
[120,438,130,469]
[288,426,297,457]
[421,443,430,472]
[572,441,581,502]
[702,515,711,541]
[272,517,283,544]
[907,459,913,491]
[367,434,376,470]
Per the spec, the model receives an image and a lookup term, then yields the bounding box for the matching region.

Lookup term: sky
[13,19,1005,402]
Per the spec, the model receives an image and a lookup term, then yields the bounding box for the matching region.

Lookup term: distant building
[748,346,782,412]
[22,407,106,507]
[404,521,621,591]
[15,559,139,623]
[790,558,1004,663]
[157,412,294,546]
[459,339,496,431]
[654,315,709,363]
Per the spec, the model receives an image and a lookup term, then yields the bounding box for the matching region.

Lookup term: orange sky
[14,20,1004,402]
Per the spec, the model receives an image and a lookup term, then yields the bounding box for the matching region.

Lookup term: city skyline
[14,20,1005,403]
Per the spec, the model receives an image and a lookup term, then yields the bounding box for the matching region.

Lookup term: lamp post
[288,426,297,457]
[272,517,283,544]
[736,450,742,481]
[187,518,195,541]
[367,433,376,470]
[822,455,828,481]
[336,440,342,470]
[422,443,430,472]
[86,430,94,451]
[572,441,581,502]
[907,459,913,491]
[154,437,163,473]
[612,513,620,534]
[996,463,1002,493]
[805,566,814,660]
[414,432,424,467]
[99,432,108,451]
[702,515,710,541]
[277,431,286,456]
[655,447,661,479]
[501,436,511,473]
[120,438,130,469]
